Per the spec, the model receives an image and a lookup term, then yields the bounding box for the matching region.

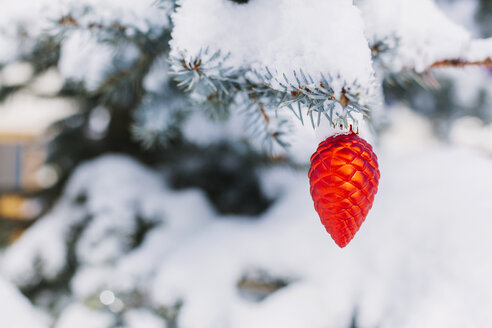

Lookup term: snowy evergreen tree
[0,0,492,327]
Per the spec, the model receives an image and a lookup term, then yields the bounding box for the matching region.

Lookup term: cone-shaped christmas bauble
[308,133,380,248]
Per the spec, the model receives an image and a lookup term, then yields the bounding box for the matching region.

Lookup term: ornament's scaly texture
[308,133,380,248]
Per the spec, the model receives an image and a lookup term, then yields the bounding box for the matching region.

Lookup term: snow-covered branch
[430,38,492,69]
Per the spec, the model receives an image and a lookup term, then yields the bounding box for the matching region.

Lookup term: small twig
[57,15,126,32]
[430,57,492,68]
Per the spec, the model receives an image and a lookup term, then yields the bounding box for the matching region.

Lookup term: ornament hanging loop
[349,124,359,134]
[333,116,359,134]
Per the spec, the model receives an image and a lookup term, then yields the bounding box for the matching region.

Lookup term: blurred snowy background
[0,0,492,327]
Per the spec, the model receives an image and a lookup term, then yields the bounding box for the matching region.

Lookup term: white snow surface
[171,0,375,97]
[450,116,492,155]
[124,309,167,328]
[55,304,115,328]
[436,0,480,37]
[466,38,492,62]
[0,277,49,328]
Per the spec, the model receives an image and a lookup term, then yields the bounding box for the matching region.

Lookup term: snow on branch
[170,0,377,146]
[358,0,472,73]
[51,0,172,36]
[0,0,173,65]
[430,38,492,69]
[359,0,492,74]
[0,278,49,328]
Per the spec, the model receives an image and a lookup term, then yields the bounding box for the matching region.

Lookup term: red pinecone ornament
[308,133,380,248]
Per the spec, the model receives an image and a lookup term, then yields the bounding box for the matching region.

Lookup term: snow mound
[151,147,492,327]
[55,304,115,328]
[4,147,492,327]
[0,277,49,328]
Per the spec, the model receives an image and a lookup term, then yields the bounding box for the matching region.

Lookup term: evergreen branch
[258,69,370,128]
[169,49,372,148]
[170,49,239,119]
